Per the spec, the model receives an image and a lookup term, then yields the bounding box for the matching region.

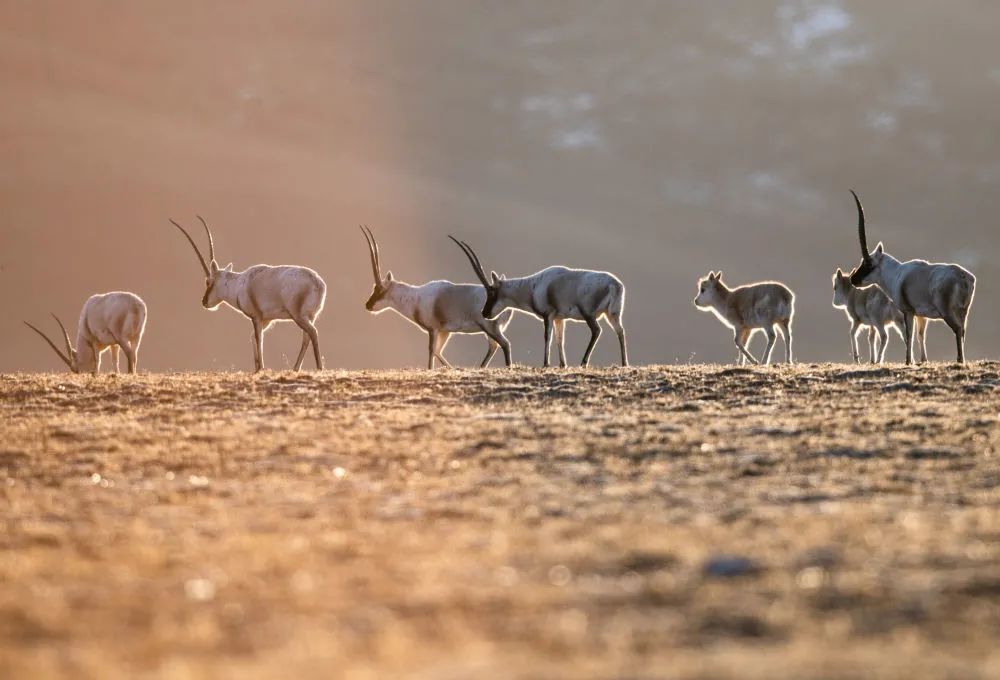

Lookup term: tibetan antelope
[847,190,975,364]
[832,267,922,364]
[450,237,628,367]
[693,271,794,365]
[361,227,512,369]
[24,292,147,374]
[170,216,326,372]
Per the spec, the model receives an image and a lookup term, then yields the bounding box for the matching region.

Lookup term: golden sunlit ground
[2,365,1000,679]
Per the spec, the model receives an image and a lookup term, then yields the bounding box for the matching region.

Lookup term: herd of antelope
[24,192,977,374]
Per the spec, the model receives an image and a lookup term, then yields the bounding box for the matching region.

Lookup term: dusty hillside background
[2,1,999,371]
[2,365,1000,678]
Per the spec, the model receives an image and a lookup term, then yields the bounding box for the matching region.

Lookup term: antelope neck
[385,281,421,315]
[501,276,535,307]
[215,271,246,311]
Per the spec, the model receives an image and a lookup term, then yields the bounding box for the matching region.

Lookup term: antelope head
[170,216,233,310]
[848,190,884,287]
[449,236,505,319]
[694,271,724,308]
[831,267,852,308]
[361,226,394,312]
[24,314,93,373]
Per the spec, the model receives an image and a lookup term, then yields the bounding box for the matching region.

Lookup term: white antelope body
[170,217,326,372]
[361,227,512,369]
[847,191,975,364]
[831,268,921,364]
[451,237,628,367]
[25,292,147,374]
[693,272,794,365]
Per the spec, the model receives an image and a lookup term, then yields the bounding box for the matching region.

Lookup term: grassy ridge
[2,364,1000,678]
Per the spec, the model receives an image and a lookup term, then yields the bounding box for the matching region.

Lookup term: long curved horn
[459,237,491,287]
[196,215,215,263]
[51,313,73,358]
[850,190,871,263]
[448,235,490,287]
[360,225,381,284]
[364,225,381,273]
[24,321,72,369]
[365,225,380,271]
[169,219,210,277]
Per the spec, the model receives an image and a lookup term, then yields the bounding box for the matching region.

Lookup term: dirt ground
[1,364,999,679]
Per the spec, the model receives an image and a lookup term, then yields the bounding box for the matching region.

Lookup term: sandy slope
[2,364,1000,679]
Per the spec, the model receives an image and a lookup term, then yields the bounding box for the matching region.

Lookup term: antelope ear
[836,267,843,276]
[873,242,884,255]
[223,263,233,272]
[715,270,723,281]
[210,260,220,273]
[384,270,394,282]
[490,271,501,285]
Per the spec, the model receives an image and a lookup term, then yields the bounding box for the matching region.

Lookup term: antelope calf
[693,271,794,365]
[361,227,513,368]
[832,267,917,364]
[847,191,975,364]
[451,237,628,367]
[25,292,147,374]
[170,217,326,372]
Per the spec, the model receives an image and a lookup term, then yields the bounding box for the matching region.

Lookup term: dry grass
[2,364,1000,679]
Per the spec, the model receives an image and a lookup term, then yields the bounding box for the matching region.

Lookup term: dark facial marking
[365,285,386,311]
[481,286,499,319]
[849,260,873,287]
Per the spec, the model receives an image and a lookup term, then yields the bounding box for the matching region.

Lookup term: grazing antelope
[847,191,976,364]
[361,227,513,369]
[831,267,919,364]
[170,216,326,372]
[693,271,794,365]
[24,292,147,374]
[450,237,629,367]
